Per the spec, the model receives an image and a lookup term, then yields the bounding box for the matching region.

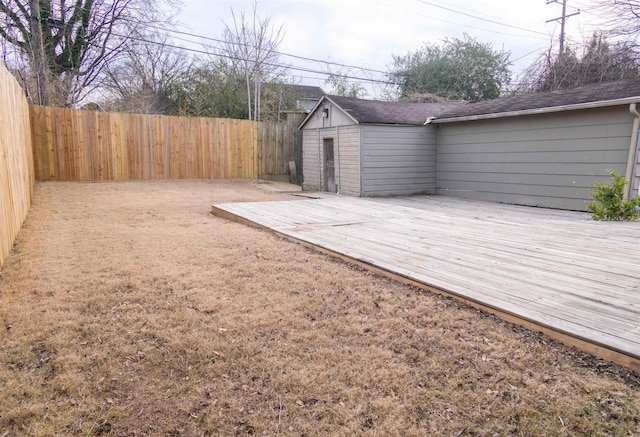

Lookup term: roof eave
[323,95,360,125]
[297,96,327,129]
[434,96,640,124]
[362,122,426,126]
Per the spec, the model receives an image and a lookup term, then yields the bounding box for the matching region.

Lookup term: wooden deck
[212,195,640,372]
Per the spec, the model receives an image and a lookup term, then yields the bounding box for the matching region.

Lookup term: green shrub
[586,170,640,221]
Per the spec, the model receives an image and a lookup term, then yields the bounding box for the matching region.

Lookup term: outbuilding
[433,78,640,211]
[300,79,640,211]
[299,95,460,196]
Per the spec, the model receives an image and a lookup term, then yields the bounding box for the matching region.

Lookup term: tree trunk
[246,72,252,120]
[29,0,48,105]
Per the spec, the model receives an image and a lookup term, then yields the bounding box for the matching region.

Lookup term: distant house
[271,84,325,113]
[300,79,640,211]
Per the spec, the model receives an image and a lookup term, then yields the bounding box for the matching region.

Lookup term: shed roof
[435,77,640,122]
[302,94,462,127]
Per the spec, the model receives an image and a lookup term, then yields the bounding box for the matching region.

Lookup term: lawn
[0,180,638,436]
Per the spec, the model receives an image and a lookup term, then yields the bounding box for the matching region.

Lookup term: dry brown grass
[0,180,639,436]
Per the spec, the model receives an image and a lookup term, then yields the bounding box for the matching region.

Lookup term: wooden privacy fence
[30,105,293,181]
[0,63,34,267]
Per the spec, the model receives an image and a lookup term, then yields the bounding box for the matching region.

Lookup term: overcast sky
[174,0,605,97]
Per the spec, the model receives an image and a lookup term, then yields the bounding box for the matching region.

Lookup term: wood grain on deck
[212,195,640,371]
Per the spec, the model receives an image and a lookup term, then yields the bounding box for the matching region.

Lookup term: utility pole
[29,0,48,105]
[546,0,580,55]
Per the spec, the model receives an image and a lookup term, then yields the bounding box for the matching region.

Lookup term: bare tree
[594,0,640,42]
[516,33,639,93]
[324,71,367,98]
[220,4,285,121]
[100,32,189,114]
[0,0,176,106]
[400,91,453,103]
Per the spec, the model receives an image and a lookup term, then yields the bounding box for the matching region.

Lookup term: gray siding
[633,155,640,195]
[302,101,359,193]
[437,107,634,211]
[335,126,361,196]
[320,127,338,192]
[304,127,352,192]
[302,129,321,191]
[632,132,640,196]
[361,125,438,196]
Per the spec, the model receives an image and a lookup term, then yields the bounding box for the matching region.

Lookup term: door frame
[323,138,336,193]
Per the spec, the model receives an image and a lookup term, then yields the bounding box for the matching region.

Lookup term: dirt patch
[1,179,639,436]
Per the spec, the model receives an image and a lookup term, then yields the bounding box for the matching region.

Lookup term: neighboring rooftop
[292,85,325,100]
[271,84,325,113]
[326,94,463,125]
[272,84,325,100]
[435,77,640,121]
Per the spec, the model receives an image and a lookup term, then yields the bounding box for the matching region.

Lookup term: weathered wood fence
[30,106,293,181]
[285,112,305,183]
[1,60,296,265]
[0,63,35,267]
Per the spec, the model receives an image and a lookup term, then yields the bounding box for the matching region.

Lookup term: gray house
[299,95,461,196]
[433,78,640,211]
[278,84,325,113]
[300,79,640,211]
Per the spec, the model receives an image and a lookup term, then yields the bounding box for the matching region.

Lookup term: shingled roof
[265,83,324,99]
[435,77,640,122]
[323,95,462,125]
[292,85,325,100]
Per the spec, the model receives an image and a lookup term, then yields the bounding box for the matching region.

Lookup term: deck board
[212,195,640,370]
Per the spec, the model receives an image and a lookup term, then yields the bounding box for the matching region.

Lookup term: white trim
[298,95,360,129]
[324,96,360,125]
[298,97,326,130]
[626,103,640,199]
[435,97,640,123]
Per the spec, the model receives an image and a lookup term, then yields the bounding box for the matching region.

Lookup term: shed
[299,95,461,196]
[434,78,640,210]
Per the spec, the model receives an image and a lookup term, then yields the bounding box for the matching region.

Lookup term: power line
[25,1,550,87]
[546,0,581,54]
[373,0,550,41]
[6,3,395,90]
[149,25,391,76]
[100,31,397,86]
[511,46,549,64]
[568,0,599,12]
[23,2,558,98]
[43,4,393,78]
[150,3,553,82]
[415,0,550,36]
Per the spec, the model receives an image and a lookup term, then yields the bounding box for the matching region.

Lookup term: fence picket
[2,60,295,265]
[0,63,34,267]
[29,107,291,182]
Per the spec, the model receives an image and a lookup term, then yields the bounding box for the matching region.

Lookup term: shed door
[323,138,337,193]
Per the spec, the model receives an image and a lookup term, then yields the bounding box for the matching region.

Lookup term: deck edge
[211,204,640,374]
